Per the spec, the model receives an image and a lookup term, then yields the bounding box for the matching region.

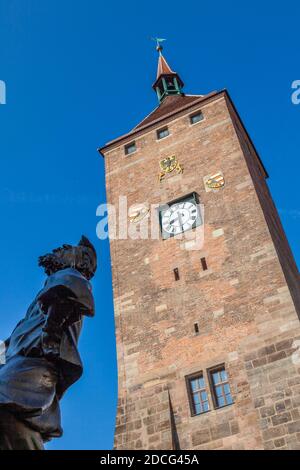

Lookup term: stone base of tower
[114,308,300,450]
[115,386,175,450]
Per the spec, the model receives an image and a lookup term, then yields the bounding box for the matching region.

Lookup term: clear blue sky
[0,0,299,450]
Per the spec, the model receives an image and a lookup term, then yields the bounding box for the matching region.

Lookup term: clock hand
[178,210,184,228]
[170,213,179,223]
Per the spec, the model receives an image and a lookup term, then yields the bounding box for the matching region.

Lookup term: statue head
[38,235,97,280]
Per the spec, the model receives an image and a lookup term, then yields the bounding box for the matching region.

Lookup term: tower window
[166,79,176,91]
[190,111,204,125]
[194,323,199,334]
[173,268,180,281]
[186,373,210,416]
[124,142,136,155]
[208,366,233,409]
[157,127,170,140]
[201,257,208,271]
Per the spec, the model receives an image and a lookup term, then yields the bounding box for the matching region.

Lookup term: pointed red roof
[153,49,184,90]
[133,94,206,130]
[156,53,175,78]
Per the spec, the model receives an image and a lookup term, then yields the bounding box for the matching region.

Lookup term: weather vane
[151,37,166,53]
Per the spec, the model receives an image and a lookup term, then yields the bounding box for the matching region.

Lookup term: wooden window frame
[207,364,233,409]
[157,127,170,140]
[124,141,136,156]
[185,372,210,417]
[190,111,204,125]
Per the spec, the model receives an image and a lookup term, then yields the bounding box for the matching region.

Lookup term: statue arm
[41,301,79,361]
[37,270,95,361]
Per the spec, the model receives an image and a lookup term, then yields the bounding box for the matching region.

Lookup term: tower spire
[152,39,184,103]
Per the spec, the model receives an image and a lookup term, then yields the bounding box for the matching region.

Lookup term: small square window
[208,365,233,409]
[125,142,136,155]
[186,373,210,416]
[157,127,170,140]
[190,111,204,125]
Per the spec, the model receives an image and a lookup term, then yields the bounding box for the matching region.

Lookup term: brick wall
[102,92,300,449]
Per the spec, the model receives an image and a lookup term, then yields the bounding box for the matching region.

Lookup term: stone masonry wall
[103,92,300,449]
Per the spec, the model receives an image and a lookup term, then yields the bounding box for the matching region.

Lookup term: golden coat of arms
[128,203,150,223]
[158,156,183,182]
[204,172,225,192]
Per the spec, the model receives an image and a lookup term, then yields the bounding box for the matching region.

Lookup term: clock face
[159,194,201,239]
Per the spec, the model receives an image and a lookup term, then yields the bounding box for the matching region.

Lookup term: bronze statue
[0,236,97,450]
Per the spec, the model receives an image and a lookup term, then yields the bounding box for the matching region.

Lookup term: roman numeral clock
[159,193,202,239]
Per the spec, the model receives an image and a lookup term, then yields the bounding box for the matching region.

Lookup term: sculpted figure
[0,236,97,450]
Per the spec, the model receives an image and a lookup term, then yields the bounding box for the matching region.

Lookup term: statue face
[39,237,97,280]
[38,244,75,276]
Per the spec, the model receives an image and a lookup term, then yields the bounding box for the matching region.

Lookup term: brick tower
[99,43,300,450]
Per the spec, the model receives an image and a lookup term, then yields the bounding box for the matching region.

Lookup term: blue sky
[0,0,299,450]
